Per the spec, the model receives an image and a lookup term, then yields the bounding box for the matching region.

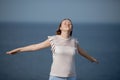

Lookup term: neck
[60,31,70,39]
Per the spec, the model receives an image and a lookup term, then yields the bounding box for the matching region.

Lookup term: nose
[67,23,71,27]
[65,22,70,26]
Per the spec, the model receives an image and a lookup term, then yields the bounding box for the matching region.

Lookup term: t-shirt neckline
[57,35,71,40]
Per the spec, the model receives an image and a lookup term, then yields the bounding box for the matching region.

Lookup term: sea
[0,22,120,80]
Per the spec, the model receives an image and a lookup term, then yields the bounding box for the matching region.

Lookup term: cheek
[60,26,64,30]
[69,25,72,29]
[60,25,65,29]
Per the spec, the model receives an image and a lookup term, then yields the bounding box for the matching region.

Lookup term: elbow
[30,47,39,51]
[77,50,82,56]
[30,45,41,51]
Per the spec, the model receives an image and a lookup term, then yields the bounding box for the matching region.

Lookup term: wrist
[17,48,22,53]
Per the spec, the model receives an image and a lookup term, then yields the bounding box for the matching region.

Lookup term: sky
[0,0,120,23]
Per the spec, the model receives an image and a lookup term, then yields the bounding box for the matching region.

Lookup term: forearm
[18,44,39,52]
[78,48,95,62]
[6,39,50,55]
[7,44,39,54]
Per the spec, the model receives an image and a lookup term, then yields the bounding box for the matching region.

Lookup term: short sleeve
[76,39,79,45]
[48,36,54,41]
[75,38,79,46]
[74,38,80,50]
[48,36,56,55]
[48,36,55,45]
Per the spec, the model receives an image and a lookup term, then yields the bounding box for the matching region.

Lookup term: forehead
[62,20,71,23]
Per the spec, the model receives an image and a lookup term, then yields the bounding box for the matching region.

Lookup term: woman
[6,18,98,80]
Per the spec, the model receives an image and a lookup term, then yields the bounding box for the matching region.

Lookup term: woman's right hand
[6,39,50,55]
[6,48,20,55]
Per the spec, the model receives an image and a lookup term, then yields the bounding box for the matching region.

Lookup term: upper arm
[76,43,85,55]
[76,44,81,53]
[32,39,51,51]
[77,44,89,57]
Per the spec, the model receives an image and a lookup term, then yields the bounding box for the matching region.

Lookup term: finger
[6,51,10,54]
[6,52,12,55]
[95,60,99,64]
[97,61,99,64]
[6,51,14,55]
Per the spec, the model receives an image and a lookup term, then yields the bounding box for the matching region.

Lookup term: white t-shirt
[48,35,79,77]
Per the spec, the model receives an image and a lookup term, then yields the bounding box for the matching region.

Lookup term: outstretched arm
[6,39,50,55]
[77,44,99,63]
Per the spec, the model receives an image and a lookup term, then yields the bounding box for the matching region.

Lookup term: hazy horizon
[0,0,120,23]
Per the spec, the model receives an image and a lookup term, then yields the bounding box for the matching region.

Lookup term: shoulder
[48,35,58,40]
[71,37,79,44]
[48,35,56,38]
[71,36,78,41]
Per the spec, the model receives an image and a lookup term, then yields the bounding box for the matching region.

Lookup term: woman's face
[60,20,72,32]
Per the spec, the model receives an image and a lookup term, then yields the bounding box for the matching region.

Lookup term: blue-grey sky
[0,0,120,23]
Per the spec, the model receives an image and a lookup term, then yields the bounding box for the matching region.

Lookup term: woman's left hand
[91,57,99,64]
